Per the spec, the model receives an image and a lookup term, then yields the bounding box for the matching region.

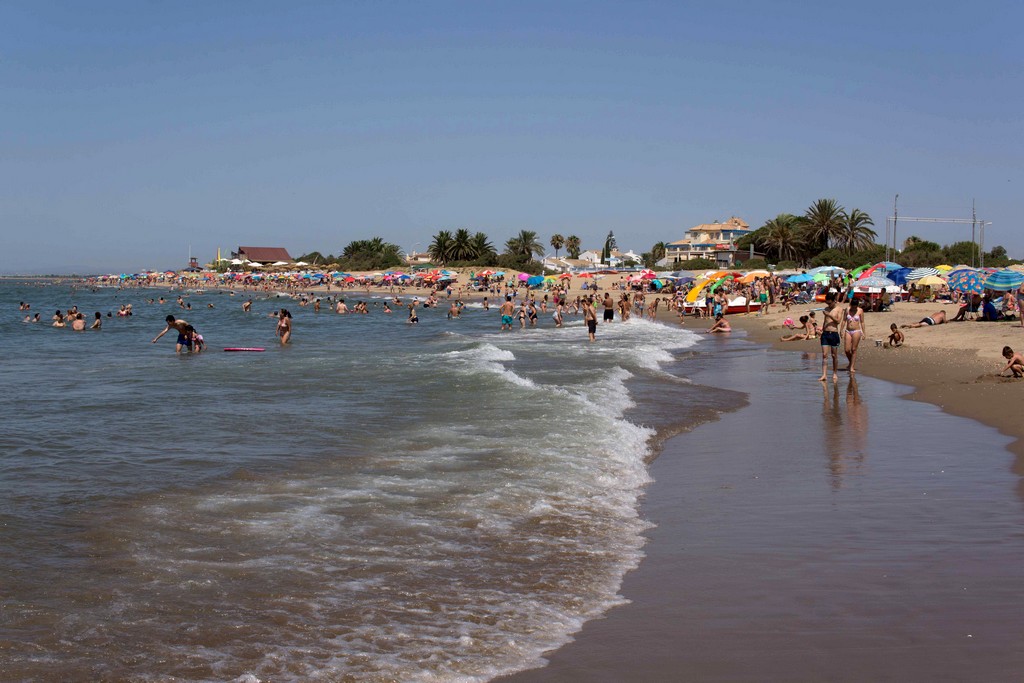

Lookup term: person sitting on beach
[780,315,813,342]
[999,346,1024,378]
[903,311,947,328]
[979,296,1004,322]
[887,323,904,348]
[951,294,982,321]
[707,313,731,334]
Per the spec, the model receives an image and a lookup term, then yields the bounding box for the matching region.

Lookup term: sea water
[0,281,740,681]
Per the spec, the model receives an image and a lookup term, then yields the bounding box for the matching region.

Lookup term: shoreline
[503,301,1024,682]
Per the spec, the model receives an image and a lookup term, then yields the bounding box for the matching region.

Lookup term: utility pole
[891,194,899,262]
[970,198,978,268]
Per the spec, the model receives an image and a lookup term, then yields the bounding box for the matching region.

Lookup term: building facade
[665,217,758,267]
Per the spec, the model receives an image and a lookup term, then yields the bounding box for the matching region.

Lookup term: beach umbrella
[517,272,530,281]
[876,261,903,272]
[526,275,545,286]
[905,267,940,281]
[576,272,594,278]
[478,269,495,277]
[639,269,656,279]
[946,269,984,294]
[809,266,846,275]
[914,275,947,287]
[737,270,769,284]
[857,275,897,288]
[786,273,814,284]
[884,267,913,286]
[935,264,953,272]
[558,273,572,280]
[983,269,1024,291]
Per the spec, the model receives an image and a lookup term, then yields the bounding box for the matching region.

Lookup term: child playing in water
[999,346,1024,378]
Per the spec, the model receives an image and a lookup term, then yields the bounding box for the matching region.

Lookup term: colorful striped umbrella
[983,269,1024,291]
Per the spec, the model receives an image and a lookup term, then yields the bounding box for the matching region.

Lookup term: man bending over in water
[902,310,947,328]
[152,315,192,353]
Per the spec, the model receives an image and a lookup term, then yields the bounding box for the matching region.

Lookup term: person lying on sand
[999,346,1024,378]
[902,310,946,328]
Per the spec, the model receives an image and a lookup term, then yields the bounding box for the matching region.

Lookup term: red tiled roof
[237,246,293,263]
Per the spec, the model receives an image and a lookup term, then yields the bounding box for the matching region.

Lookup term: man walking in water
[602,292,615,323]
[152,314,192,353]
[818,293,842,382]
[499,296,515,331]
[583,296,598,342]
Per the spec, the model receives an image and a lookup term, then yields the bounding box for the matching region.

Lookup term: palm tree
[449,228,475,262]
[836,209,877,254]
[565,235,581,259]
[758,214,805,263]
[428,230,454,265]
[505,230,545,261]
[650,241,668,263]
[799,198,845,255]
[471,232,497,262]
[550,233,565,259]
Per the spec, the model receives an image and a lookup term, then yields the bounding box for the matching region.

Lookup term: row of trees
[735,199,878,264]
[296,198,1014,274]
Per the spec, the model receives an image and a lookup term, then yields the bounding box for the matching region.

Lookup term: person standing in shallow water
[583,296,598,342]
[818,293,842,382]
[277,309,292,345]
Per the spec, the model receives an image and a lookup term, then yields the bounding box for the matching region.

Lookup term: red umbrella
[577,272,594,278]
[558,273,572,280]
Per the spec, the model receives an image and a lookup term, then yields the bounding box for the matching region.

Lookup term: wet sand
[503,326,1024,682]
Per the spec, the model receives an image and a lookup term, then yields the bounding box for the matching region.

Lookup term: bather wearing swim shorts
[919,316,934,326]
[501,314,514,326]
[820,330,841,347]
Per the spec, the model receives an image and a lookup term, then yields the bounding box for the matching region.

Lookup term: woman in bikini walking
[841,299,866,374]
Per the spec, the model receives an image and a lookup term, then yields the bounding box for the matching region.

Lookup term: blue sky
[2,1,1021,273]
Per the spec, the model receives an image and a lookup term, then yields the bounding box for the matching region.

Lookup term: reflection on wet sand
[821,377,868,489]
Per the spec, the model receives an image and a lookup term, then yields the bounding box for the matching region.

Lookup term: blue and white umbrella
[983,269,1024,291]
[856,275,897,289]
[905,267,940,281]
